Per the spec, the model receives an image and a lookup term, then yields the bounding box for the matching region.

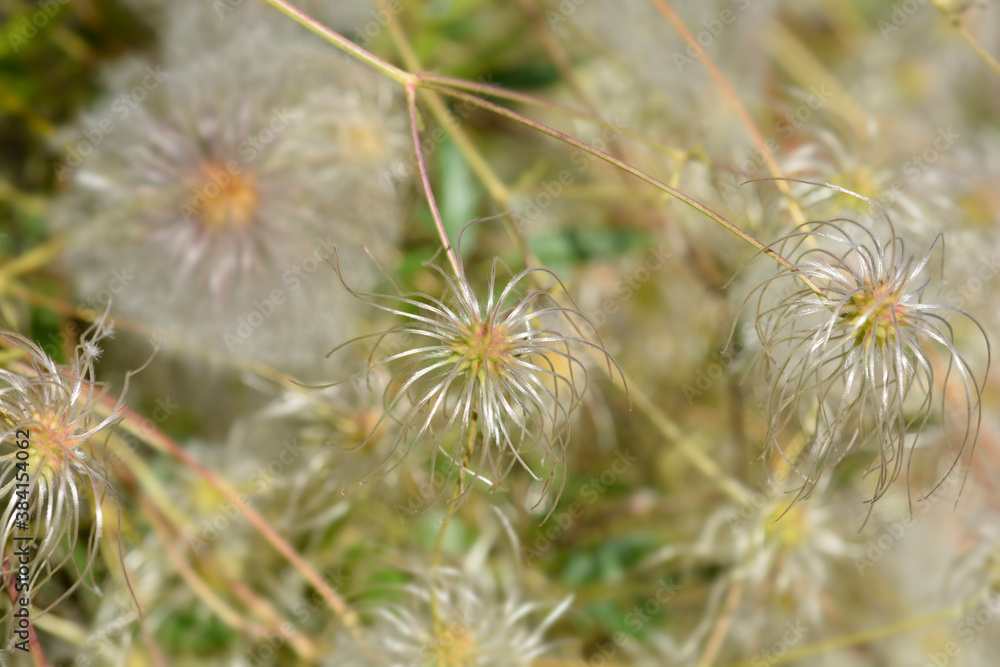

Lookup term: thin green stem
[261,0,413,85]
[419,80,823,297]
[107,400,365,645]
[262,1,823,295]
[430,418,477,635]
[948,17,1000,75]
[0,235,64,281]
[415,73,686,161]
[721,598,970,667]
[406,83,463,280]
[650,0,806,225]
[958,24,1000,75]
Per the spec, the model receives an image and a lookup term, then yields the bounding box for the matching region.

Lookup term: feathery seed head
[52,37,408,377]
[749,185,989,509]
[330,248,623,513]
[0,319,141,606]
[338,566,570,666]
[190,162,260,230]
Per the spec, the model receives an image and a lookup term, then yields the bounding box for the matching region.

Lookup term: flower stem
[378,0,512,207]
[406,83,463,280]
[420,80,822,295]
[430,417,477,634]
[649,0,807,226]
[937,4,1000,76]
[697,577,745,667]
[720,598,969,667]
[416,73,686,160]
[109,400,364,645]
[261,0,413,85]
[262,1,824,293]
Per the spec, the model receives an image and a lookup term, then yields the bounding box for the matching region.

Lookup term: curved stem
[720,598,970,667]
[649,0,806,225]
[938,6,1000,76]
[261,0,413,85]
[430,418,477,635]
[419,80,823,296]
[406,83,463,280]
[108,400,364,645]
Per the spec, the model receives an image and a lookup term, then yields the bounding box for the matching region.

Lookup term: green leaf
[438,136,482,256]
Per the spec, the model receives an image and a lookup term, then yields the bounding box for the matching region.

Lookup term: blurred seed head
[336,565,571,666]
[51,34,409,378]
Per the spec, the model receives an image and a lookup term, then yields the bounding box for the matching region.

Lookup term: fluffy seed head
[51,36,407,377]
[0,319,139,609]
[329,249,622,513]
[748,185,989,508]
[337,566,571,666]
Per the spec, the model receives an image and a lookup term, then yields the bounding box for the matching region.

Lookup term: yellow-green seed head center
[424,623,477,666]
[453,320,514,378]
[21,411,83,484]
[840,288,905,348]
[765,502,809,550]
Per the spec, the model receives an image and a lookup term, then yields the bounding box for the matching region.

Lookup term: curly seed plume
[748,184,989,509]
